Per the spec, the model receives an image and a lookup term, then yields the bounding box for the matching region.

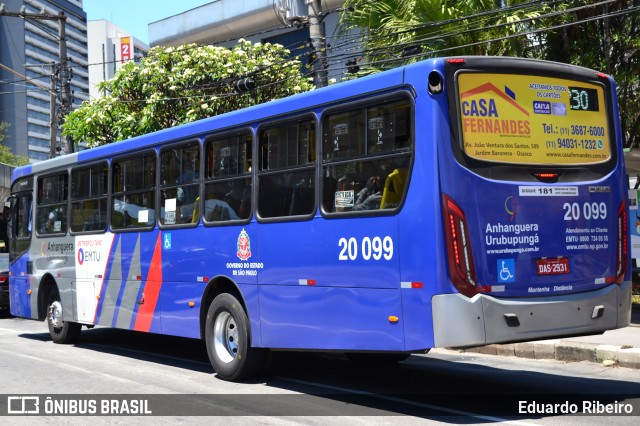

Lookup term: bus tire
[46,287,81,344]
[205,293,264,381]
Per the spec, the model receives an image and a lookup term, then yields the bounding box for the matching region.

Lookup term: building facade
[148,0,355,84]
[87,20,148,99]
[0,0,88,162]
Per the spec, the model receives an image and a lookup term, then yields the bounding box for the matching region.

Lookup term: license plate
[536,258,570,275]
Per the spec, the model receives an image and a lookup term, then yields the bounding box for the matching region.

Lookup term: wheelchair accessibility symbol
[497,259,515,283]
[163,233,172,250]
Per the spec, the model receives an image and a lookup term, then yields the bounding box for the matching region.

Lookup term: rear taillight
[615,199,628,284]
[443,195,478,297]
[0,276,7,284]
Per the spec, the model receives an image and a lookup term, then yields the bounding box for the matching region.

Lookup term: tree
[531,0,640,148]
[336,0,543,74]
[62,40,314,147]
[337,0,640,147]
[0,122,29,166]
[0,121,7,144]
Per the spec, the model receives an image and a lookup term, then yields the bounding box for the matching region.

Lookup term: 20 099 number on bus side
[338,236,393,261]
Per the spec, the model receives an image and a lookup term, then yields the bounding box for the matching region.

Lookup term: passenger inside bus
[40,209,62,234]
[354,175,382,211]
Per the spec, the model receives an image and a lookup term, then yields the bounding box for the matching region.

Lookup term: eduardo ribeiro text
[519,400,634,415]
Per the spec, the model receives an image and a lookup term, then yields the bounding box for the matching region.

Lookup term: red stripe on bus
[134,234,163,332]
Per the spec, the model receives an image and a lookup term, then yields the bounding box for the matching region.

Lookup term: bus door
[8,178,34,318]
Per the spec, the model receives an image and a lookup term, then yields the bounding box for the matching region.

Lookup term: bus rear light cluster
[443,195,478,297]
[615,199,628,284]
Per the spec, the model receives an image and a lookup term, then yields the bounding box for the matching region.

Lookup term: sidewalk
[452,306,640,369]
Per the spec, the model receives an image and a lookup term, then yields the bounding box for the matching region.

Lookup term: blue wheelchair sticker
[163,233,172,250]
[497,259,515,283]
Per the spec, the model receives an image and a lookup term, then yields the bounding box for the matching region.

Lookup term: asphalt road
[0,316,639,425]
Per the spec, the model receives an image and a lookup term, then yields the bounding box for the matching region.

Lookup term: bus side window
[204,132,252,223]
[160,141,200,226]
[257,118,316,219]
[36,172,68,235]
[71,163,108,233]
[111,152,156,230]
[15,195,32,238]
[322,98,413,215]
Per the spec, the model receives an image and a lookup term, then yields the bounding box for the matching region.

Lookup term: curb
[456,340,640,369]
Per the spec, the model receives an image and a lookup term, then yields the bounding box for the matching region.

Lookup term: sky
[82,0,212,45]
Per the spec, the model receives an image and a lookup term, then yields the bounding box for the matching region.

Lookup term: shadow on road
[14,323,640,420]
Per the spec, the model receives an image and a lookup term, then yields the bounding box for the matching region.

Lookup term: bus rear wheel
[46,287,81,344]
[205,293,265,381]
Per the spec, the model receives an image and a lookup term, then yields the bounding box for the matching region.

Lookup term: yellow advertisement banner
[457,73,611,165]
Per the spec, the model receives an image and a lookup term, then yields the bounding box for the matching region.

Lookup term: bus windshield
[457,73,611,166]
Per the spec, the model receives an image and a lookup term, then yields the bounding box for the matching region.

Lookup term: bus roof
[13,63,409,181]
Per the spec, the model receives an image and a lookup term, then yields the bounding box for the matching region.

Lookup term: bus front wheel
[205,293,264,381]
[46,287,81,344]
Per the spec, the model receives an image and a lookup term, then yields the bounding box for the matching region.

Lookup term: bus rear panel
[430,57,630,347]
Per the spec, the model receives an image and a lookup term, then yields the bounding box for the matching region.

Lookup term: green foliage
[338,0,640,147]
[0,121,7,144]
[531,0,640,148]
[0,122,29,166]
[338,0,542,74]
[62,40,314,147]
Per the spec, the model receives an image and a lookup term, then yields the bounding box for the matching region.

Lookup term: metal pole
[0,6,72,157]
[102,43,107,95]
[50,67,58,158]
[58,11,73,154]
[307,0,328,88]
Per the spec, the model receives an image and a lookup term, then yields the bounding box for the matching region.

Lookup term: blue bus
[8,57,631,381]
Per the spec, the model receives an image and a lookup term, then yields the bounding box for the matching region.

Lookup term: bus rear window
[457,73,611,166]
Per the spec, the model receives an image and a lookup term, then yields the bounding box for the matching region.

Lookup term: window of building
[203,132,252,223]
[160,141,200,226]
[111,152,156,229]
[258,118,316,219]
[37,172,68,235]
[322,98,412,214]
[70,163,108,233]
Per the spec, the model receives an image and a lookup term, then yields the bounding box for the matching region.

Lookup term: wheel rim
[49,300,63,329]
[213,311,238,364]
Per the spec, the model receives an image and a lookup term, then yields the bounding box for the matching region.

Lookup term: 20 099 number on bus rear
[563,202,607,221]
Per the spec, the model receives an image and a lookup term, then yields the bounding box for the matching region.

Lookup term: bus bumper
[432,282,632,348]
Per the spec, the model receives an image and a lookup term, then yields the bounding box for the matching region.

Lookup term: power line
[0,4,73,157]
[338,3,640,76]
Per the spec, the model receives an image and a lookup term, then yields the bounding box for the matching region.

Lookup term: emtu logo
[77,248,100,265]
